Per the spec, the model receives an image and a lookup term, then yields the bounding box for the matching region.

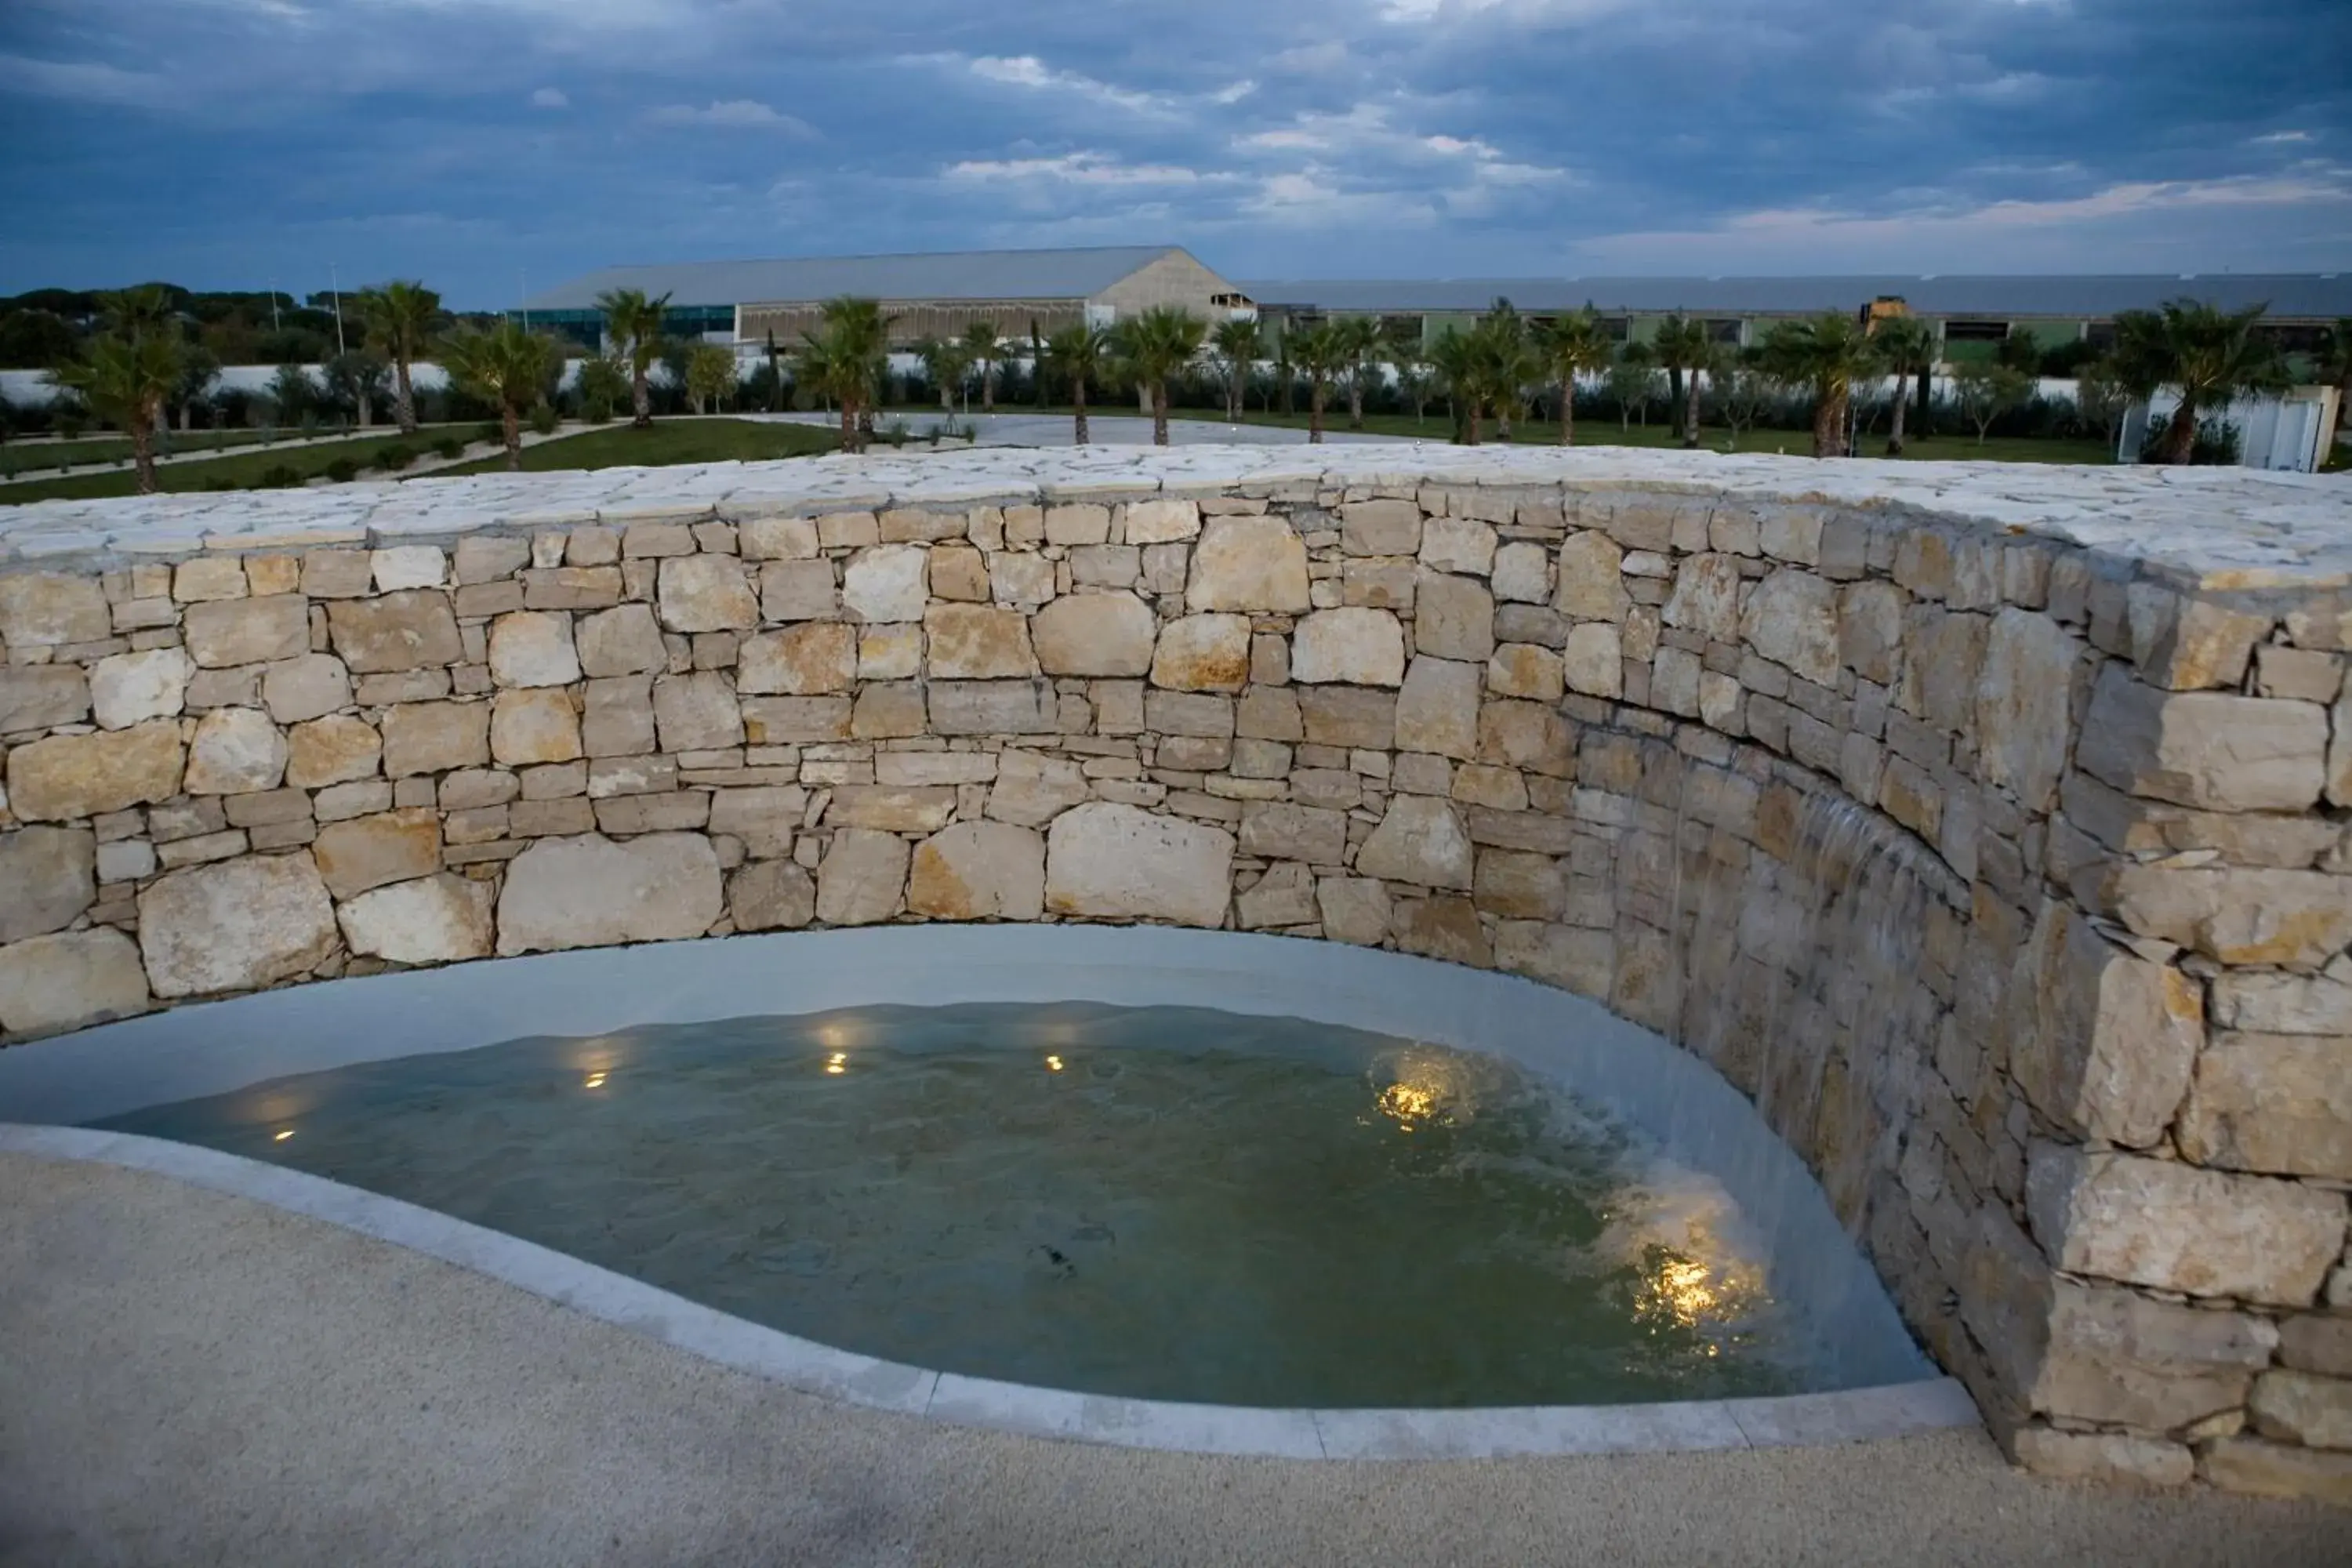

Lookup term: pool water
[101,1003,1843,1407]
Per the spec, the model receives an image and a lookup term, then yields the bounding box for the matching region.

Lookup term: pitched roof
[1236,274,2352,320]
[521,246,1189,312]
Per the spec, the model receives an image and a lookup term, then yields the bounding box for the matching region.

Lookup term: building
[517,245,1254,356]
[1237,274,2352,365]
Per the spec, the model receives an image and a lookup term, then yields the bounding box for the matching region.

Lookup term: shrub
[529,402,559,437]
[433,435,465,459]
[258,463,303,488]
[373,443,416,472]
[54,413,87,440]
[324,456,359,483]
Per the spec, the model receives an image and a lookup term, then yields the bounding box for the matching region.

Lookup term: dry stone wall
[2,449,2348,1499]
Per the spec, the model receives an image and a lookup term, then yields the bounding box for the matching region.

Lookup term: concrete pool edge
[0,1121,1980,1461]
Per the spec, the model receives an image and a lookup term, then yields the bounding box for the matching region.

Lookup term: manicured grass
[437,419,840,475]
[0,424,476,480]
[0,430,446,503]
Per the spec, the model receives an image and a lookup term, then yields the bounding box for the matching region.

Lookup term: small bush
[204,478,237,492]
[258,463,303,488]
[528,402,559,437]
[477,421,503,445]
[433,435,465,459]
[373,443,416,473]
[324,456,359,483]
[55,414,87,440]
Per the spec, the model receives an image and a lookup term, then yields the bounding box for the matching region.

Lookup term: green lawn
[437,419,840,476]
[0,430,453,503]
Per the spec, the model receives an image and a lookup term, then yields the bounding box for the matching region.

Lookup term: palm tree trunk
[394,358,419,436]
[359,390,373,430]
[1348,375,1365,430]
[502,405,522,471]
[2159,401,2199,464]
[839,401,855,452]
[982,362,995,413]
[1309,383,1325,444]
[1073,379,1089,445]
[1559,380,1574,445]
[132,416,158,495]
[1667,366,1685,437]
[1496,404,1512,441]
[1886,386,1909,456]
[1682,371,1701,448]
[632,369,652,429]
[1812,388,1844,458]
[1465,405,1483,446]
[1152,386,1170,447]
[1229,365,1243,422]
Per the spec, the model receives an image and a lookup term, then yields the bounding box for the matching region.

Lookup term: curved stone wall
[2,448,2347,1497]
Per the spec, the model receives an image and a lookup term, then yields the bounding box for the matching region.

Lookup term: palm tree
[1331,316,1385,430]
[961,320,1004,413]
[1112,306,1207,446]
[1475,299,1538,441]
[684,342,738,415]
[354,281,441,436]
[1652,314,1712,446]
[1609,342,1658,432]
[2110,299,2291,464]
[800,297,892,452]
[440,321,562,470]
[1533,308,1612,445]
[1760,313,1883,457]
[1210,317,1262,423]
[51,330,181,493]
[1287,322,1348,444]
[1428,326,1488,445]
[596,287,670,428]
[1044,323,1112,445]
[916,337,971,415]
[1870,318,1936,455]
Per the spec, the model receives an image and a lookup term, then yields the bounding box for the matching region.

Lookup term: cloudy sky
[2,0,2347,305]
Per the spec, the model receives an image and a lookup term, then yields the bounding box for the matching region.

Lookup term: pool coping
[1,1120,1980,1460]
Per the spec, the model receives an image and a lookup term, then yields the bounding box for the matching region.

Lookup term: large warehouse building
[518,245,1254,353]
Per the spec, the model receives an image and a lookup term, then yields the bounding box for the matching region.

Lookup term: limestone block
[1494,921,1614,1000]
[2282,1316,2352,1377]
[2180,1032,2352,1179]
[1740,569,1839,687]
[1491,541,1551,604]
[846,685,919,739]
[313,808,442,899]
[1392,656,1481,760]
[1414,571,1495,662]
[1146,613,1250,692]
[1044,504,1110,546]
[908,821,1046,920]
[1239,801,1348,864]
[1476,699,1575,778]
[0,826,95,943]
[1559,622,1623,699]
[928,680,1058,735]
[183,594,307,669]
[1838,581,1905,685]
[706,786,804,858]
[1421,517,1497,576]
[452,535,532,583]
[1345,560,1417,612]
[497,833,723,953]
[138,851,339,997]
[1475,848,1564,920]
[1032,592,1156,677]
[2013,1429,2193,1490]
[1955,1204,2056,1409]
[581,677,657,757]
[381,702,489,777]
[1662,554,1742,640]
[2034,1279,2276,1430]
[2331,682,2351,809]
[1186,517,1310,612]
[1487,643,1564,703]
[1396,895,1492,967]
[490,688,583,766]
[1450,763,1524,810]
[0,572,111,646]
[989,552,1057,609]
[928,543,989,601]
[2201,1437,2352,1503]
[324,592,461,673]
[90,648,191,730]
[1973,608,2084,811]
[1316,875,1392,946]
[2211,970,2352,1035]
[739,624,857,695]
[652,671,744,751]
[261,654,351,725]
[2250,1370,2352,1450]
[2128,588,2273,691]
[1236,862,1318,929]
[336,873,494,964]
[1296,685,1392,750]
[487,611,581,688]
[285,714,381,788]
[1555,531,1628,622]
[729,859,817,931]
[924,604,1037,680]
[841,544,930,623]
[7,720,182,821]
[2109,865,2352,969]
[986,749,1092,827]
[0,927,149,1034]
[1356,794,1474,891]
[760,559,839,622]
[1238,685,1305,742]
[184,706,287,795]
[368,546,445,592]
[2009,899,2200,1149]
[739,516,819,561]
[0,666,89,733]
[2078,665,2328,812]
[1340,500,1421,557]
[815,829,910,926]
[1123,499,1201,544]
[829,786,956,833]
[1291,608,1404,687]
[655,555,757,633]
[2027,1142,2346,1306]
[1044,802,1234,926]
[859,625,923,681]
[747,695,854,743]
